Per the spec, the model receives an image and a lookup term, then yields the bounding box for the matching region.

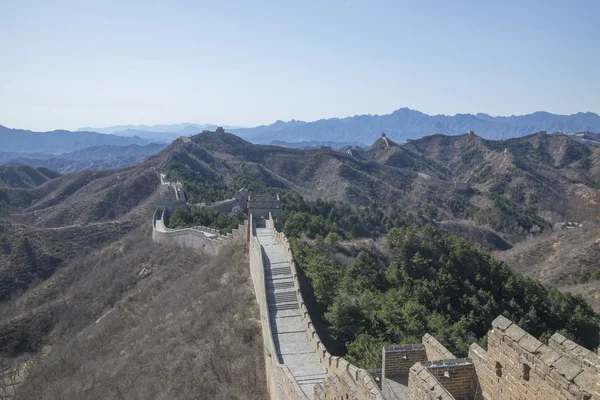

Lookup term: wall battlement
[467,315,599,400]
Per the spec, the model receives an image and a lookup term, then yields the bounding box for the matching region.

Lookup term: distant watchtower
[381,133,390,147]
[467,130,475,136]
[216,126,225,134]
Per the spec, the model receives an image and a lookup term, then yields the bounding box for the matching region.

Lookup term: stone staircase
[255,227,326,399]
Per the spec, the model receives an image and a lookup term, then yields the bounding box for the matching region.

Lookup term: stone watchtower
[216,126,225,134]
[248,194,281,225]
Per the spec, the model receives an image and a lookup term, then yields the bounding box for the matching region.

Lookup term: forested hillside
[280,198,600,368]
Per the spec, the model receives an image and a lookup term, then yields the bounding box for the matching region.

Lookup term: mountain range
[1,143,167,173]
[1,128,599,398]
[230,108,600,144]
[0,125,151,153]
[4,109,600,157]
[77,123,244,143]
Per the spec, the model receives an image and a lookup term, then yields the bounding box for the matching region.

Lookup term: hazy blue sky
[1,0,598,131]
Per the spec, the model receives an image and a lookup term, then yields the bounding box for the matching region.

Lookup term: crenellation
[470,317,596,400]
[550,334,600,374]
[423,333,456,361]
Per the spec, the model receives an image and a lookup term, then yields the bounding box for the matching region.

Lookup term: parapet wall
[209,198,241,214]
[409,359,476,400]
[384,335,460,400]
[151,208,241,255]
[408,359,476,400]
[383,344,427,377]
[264,214,383,400]
[549,333,600,375]
[248,213,307,400]
[423,334,456,361]
[469,315,597,400]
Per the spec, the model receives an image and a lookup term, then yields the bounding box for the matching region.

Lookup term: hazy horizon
[1,0,599,132]
[2,107,600,133]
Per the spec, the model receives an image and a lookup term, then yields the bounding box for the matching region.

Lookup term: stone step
[268,266,291,275]
[296,376,326,384]
[266,275,292,282]
[268,302,299,311]
[267,280,294,290]
[256,230,325,400]
[269,291,298,303]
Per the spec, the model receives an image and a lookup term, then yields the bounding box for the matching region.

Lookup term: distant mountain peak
[232,109,600,144]
[370,133,399,149]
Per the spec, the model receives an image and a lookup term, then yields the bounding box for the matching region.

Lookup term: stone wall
[263,214,383,400]
[151,208,241,255]
[387,336,466,400]
[410,359,476,399]
[248,213,308,400]
[249,195,281,220]
[209,198,241,214]
[469,315,596,400]
[423,333,456,361]
[549,333,600,374]
[408,363,455,400]
[383,344,427,377]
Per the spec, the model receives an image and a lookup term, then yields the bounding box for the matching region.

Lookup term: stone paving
[383,375,409,400]
[255,228,326,399]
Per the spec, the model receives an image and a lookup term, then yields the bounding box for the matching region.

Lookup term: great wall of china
[3,168,590,400]
[152,173,600,400]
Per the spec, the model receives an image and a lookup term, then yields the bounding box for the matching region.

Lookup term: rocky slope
[0,135,266,399]
[165,130,599,244]
[497,223,600,310]
[0,166,60,189]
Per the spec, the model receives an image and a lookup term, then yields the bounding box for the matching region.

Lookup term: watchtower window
[523,363,530,381]
[495,361,503,378]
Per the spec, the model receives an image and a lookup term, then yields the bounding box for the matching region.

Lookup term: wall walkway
[262,214,383,400]
[151,204,382,399]
[255,227,326,398]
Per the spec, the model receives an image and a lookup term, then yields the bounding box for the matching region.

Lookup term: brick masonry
[469,315,597,400]
[408,363,455,400]
[383,344,428,377]
[423,334,456,361]
[416,359,476,399]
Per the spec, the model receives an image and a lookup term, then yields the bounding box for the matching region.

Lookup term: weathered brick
[539,346,562,367]
[505,323,527,342]
[519,334,544,353]
[553,357,583,382]
[551,333,568,345]
[492,315,513,332]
